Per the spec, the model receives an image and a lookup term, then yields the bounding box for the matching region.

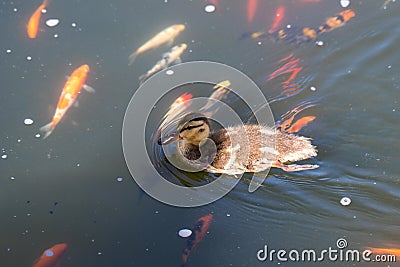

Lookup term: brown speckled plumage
[161,113,319,173]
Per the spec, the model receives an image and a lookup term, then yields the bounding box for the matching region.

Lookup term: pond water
[0,0,399,266]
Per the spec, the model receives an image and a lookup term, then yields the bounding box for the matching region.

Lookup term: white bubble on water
[1,154,8,159]
[116,177,123,182]
[13,8,17,12]
[24,118,34,125]
[310,86,317,91]
[26,56,32,61]
[204,4,216,13]
[340,197,351,206]
[178,229,192,238]
[71,22,77,28]
[41,8,47,14]
[35,133,41,138]
[166,70,174,75]
[45,18,60,27]
[316,40,324,47]
[340,0,350,8]
[6,49,12,54]
[54,34,59,38]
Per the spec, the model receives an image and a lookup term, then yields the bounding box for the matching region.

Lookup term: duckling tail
[39,122,55,139]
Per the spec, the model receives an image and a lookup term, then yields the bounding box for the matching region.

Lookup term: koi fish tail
[128,52,138,66]
[138,74,148,85]
[239,32,253,40]
[42,0,51,7]
[40,122,55,139]
[240,31,269,40]
[181,247,190,267]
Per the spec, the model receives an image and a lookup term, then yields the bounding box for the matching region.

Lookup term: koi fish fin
[83,84,95,93]
[128,51,138,66]
[40,122,55,139]
[173,57,182,64]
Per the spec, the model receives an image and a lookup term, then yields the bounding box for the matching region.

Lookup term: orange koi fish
[247,0,258,23]
[317,9,355,34]
[33,243,68,267]
[242,9,354,44]
[159,92,193,136]
[277,101,316,132]
[27,0,50,39]
[170,93,193,112]
[40,64,94,139]
[268,6,285,33]
[181,214,213,267]
[366,247,400,257]
[268,56,302,87]
[286,116,316,133]
[164,92,193,118]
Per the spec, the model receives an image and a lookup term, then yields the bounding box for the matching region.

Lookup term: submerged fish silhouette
[181,214,213,266]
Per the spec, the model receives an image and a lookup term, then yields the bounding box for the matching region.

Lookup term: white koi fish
[128,24,185,65]
[139,43,187,84]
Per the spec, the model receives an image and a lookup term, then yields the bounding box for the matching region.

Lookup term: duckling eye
[198,129,205,133]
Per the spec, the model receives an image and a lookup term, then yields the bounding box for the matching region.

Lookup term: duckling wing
[275,131,317,163]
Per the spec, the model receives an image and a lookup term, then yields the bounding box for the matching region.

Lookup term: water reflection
[1,0,400,266]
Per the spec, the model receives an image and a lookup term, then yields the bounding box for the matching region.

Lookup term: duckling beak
[158,132,182,145]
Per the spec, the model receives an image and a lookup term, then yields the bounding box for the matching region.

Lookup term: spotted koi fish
[139,43,187,84]
[40,64,94,139]
[181,214,213,266]
[242,9,355,44]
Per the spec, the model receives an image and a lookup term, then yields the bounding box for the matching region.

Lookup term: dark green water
[1,0,399,266]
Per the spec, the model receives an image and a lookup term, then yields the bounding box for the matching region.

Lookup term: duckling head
[158,113,210,146]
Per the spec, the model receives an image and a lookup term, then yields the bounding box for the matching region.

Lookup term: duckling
[158,113,319,174]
